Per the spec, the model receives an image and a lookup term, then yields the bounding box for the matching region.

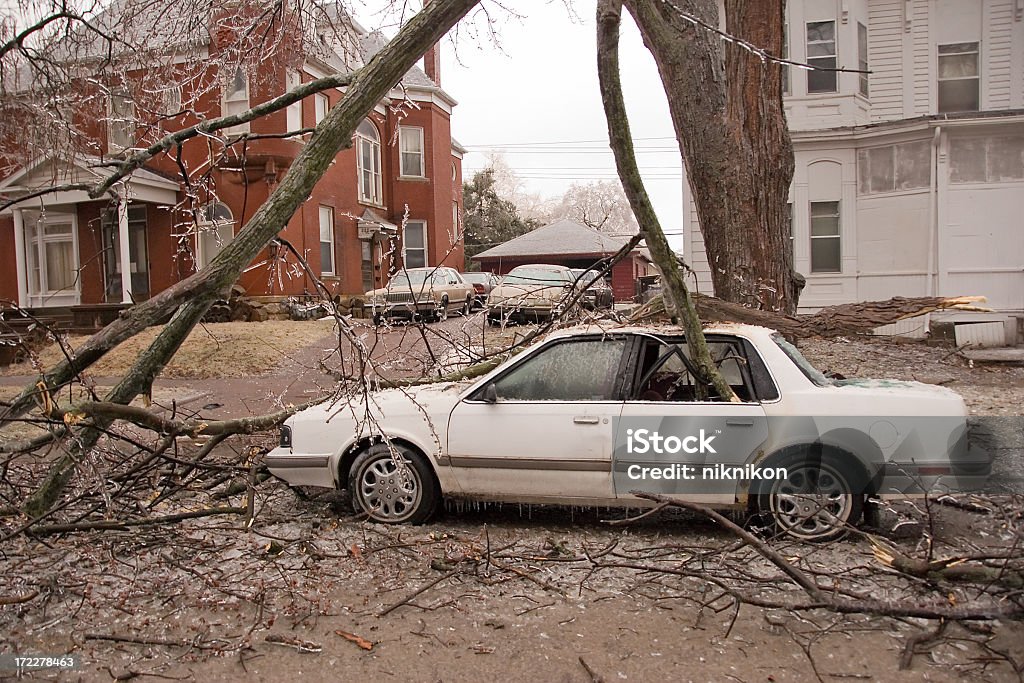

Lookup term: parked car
[265,323,990,540]
[461,272,499,309]
[569,268,614,310]
[366,267,474,324]
[486,264,578,324]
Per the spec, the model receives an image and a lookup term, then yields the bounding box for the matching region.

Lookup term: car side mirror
[482,383,497,403]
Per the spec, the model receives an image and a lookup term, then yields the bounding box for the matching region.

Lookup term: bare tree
[545,180,639,236]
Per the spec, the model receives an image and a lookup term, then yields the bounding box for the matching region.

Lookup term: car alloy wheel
[766,458,862,541]
[348,444,438,524]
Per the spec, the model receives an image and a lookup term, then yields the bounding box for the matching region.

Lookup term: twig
[379,567,461,616]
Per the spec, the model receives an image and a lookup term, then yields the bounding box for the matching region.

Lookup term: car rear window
[772,333,832,387]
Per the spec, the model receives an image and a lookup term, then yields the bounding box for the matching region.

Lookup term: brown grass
[1,319,338,380]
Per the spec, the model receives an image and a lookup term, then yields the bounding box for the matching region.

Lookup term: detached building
[472,219,651,302]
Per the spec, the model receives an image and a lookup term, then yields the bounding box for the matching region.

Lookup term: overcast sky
[358,1,686,246]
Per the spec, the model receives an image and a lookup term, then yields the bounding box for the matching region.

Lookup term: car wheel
[462,297,472,316]
[436,296,449,322]
[759,450,864,542]
[372,312,383,326]
[348,443,439,524]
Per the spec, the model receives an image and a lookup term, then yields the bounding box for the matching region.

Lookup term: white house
[682,0,1024,342]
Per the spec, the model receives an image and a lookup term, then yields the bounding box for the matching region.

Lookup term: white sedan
[265,324,989,540]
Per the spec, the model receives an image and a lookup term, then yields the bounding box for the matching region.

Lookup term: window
[950,136,1024,183]
[319,205,335,275]
[286,70,303,133]
[222,67,250,134]
[23,212,77,297]
[857,141,930,194]
[163,87,182,115]
[108,91,136,150]
[101,205,150,301]
[403,220,427,268]
[809,201,841,273]
[858,23,869,97]
[399,126,425,177]
[356,119,382,204]
[938,42,979,112]
[491,339,627,401]
[634,340,752,402]
[806,21,837,93]
[197,202,235,270]
[314,93,329,125]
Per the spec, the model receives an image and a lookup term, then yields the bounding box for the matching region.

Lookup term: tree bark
[624,0,797,313]
[596,0,737,402]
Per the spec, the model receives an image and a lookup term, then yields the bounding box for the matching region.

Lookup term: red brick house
[0,3,464,319]
[472,219,651,302]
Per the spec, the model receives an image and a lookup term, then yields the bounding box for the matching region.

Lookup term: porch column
[11,208,28,307]
[117,194,132,303]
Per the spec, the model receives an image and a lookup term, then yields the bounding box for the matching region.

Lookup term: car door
[445,336,630,503]
[614,334,769,505]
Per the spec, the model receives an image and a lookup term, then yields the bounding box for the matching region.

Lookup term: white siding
[910,0,931,116]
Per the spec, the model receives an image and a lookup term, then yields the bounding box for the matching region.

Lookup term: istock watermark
[625,463,789,481]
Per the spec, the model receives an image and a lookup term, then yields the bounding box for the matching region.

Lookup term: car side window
[492,339,627,401]
[634,339,754,402]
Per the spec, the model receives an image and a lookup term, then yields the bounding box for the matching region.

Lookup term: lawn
[1,319,338,379]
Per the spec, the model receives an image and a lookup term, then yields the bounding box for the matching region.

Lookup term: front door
[446,337,630,502]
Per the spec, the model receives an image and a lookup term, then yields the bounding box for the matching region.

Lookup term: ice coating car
[366,267,474,324]
[265,324,989,540]
[486,264,578,324]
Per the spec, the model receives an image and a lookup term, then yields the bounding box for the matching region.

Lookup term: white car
[266,324,989,540]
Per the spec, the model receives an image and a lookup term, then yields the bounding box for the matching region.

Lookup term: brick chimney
[422,0,440,86]
[424,44,441,86]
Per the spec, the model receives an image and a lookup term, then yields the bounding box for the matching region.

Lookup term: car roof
[508,264,571,271]
[545,322,779,340]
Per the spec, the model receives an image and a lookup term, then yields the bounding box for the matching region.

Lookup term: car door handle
[573,416,600,425]
[726,419,755,426]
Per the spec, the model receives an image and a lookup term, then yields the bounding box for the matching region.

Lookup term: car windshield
[389,270,431,285]
[772,333,832,386]
[503,268,568,285]
[463,273,489,284]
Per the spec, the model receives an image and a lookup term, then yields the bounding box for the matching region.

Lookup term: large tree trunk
[624,0,797,313]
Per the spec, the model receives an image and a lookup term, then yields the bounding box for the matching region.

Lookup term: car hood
[491,283,565,301]
[366,283,432,296]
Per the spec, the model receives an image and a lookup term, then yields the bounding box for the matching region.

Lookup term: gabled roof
[473,219,634,260]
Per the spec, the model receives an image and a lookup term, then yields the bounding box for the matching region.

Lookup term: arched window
[197,202,235,270]
[356,119,382,205]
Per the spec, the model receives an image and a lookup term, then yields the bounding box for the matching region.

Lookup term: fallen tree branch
[631,294,990,339]
[630,492,1023,621]
[26,506,245,536]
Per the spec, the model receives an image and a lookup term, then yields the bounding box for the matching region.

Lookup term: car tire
[372,312,383,326]
[462,297,472,316]
[756,448,865,542]
[348,443,439,525]
[436,296,449,322]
